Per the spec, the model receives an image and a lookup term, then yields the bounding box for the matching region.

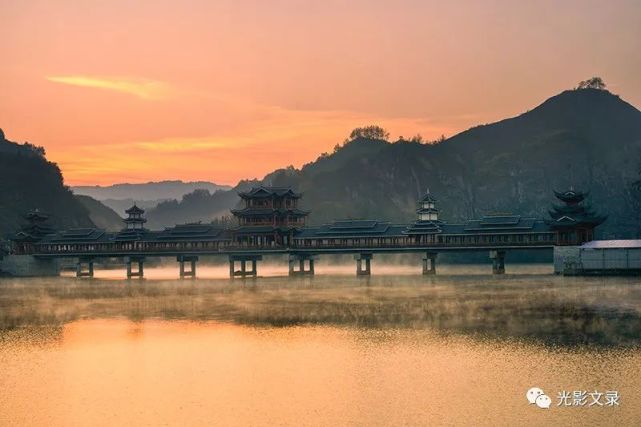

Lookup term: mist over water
[1,264,641,425]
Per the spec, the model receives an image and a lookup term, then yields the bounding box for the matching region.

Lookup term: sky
[1,0,640,186]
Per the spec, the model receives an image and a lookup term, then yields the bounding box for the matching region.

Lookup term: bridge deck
[32,242,554,259]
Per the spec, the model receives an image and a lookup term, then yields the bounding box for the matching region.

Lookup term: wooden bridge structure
[8,187,604,279]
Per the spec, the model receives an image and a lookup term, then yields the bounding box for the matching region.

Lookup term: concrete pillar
[288,257,295,275]
[355,253,373,276]
[76,259,95,278]
[422,252,437,275]
[126,257,144,279]
[490,250,506,274]
[288,254,316,276]
[229,255,262,278]
[178,256,198,279]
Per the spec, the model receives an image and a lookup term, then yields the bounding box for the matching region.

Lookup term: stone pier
[229,254,262,278]
[177,255,198,279]
[355,253,373,276]
[0,255,60,277]
[489,250,506,274]
[126,256,145,279]
[76,258,94,278]
[422,252,437,275]
[288,254,316,276]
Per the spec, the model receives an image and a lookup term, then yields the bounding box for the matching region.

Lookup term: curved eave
[553,190,588,204]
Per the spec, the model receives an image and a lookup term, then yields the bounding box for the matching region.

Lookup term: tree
[410,134,424,143]
[433,134,446,144]
[577,77,607,90]
[348,125,389,141]
[181,189,211,204]
[23,142,46,157]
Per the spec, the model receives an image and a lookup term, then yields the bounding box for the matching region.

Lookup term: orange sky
[2,0,640,186]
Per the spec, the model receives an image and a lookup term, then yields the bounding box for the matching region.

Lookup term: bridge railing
[30,236,557,256]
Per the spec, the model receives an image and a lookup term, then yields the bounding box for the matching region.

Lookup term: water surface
[1,264,640,426]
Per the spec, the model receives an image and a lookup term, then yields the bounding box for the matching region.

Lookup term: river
[0,264,640,426]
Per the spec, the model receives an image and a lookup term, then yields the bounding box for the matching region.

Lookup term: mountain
[145,180,261,228]
[72,180,232,212]
[0,130,95,237]
[97,198,170,217]
[75,195,124,231]
[147,88,641,238]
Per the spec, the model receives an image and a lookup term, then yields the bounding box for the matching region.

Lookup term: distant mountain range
[73,195,123,230]
[72,180,232,214]
[146,88,641,238]
[2,86,640,239]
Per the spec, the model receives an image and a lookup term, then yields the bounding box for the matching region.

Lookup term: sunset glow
[2,0,640,185]
[46,76,172,100]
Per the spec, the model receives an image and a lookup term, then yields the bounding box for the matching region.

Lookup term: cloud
[46,75,172,100]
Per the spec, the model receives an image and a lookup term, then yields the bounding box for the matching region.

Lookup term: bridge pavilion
[4,186,606,278]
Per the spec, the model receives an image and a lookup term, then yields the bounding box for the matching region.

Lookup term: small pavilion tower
[10,209,56,254]
[417,189,439,222]
[124,205,147,230]
[403,189,443,249]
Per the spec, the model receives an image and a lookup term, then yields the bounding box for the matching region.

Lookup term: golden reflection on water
[1,265,641,426]
[1,319,640,426]
[62,261,552,281]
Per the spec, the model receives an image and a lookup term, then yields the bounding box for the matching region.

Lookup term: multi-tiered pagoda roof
[11,210,56,243]
[546,189,606,229]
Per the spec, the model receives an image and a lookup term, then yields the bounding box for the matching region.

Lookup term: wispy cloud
[46,75,172,100]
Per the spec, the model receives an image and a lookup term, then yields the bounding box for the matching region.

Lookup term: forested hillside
[0,130,95,236]
[147,87,641,238]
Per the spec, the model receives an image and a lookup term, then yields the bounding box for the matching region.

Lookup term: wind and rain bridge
[8,187,605,278]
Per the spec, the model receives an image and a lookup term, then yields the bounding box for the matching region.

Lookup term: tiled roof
[40,228,109,243]
[420,191,437,203]
[403,220,443,234]
[238,186,301,199]
[295,220,408,239]
[125,205,145,215]
[463,215,542,232]
[554,189,588,204]
[154,224,228,241]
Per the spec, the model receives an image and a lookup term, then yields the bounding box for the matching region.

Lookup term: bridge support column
[422,252,437,275]
[490,250,506,274]
[229,255,262,278]
[76,258,94,278]
[288,254,316,276]
[355,253,372,276]
[126,257,145,279]
[177,255,198,279]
